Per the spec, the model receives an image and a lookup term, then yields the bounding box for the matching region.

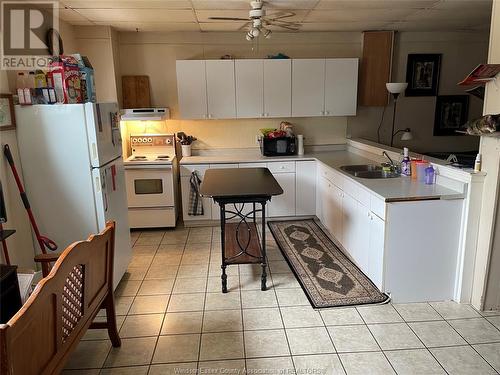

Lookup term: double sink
[340,164,400,179]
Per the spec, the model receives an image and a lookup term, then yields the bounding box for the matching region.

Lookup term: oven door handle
[124,166,172,171]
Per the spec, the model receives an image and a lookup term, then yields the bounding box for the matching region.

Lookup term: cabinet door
[296,161,316,216]
[320,176,334,235]
[292,59,325,117]
[341,192,358,258]
[210,164,239,220]
[181,175,212,222]
[357,204,371,272]
[235,59,264,118]
[206,60,236,119]
[324,58,359,116]
[176,60,208,119]
[368,212,385,290]
[268,173,296,217]
[264,59,292,117]
[330,184,343,244]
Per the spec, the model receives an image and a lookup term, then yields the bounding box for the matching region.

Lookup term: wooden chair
[0,222,121,375]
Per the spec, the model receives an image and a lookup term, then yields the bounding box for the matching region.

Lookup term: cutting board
[122,75,151,108]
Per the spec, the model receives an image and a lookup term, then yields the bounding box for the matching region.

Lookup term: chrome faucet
[382,151,396,168]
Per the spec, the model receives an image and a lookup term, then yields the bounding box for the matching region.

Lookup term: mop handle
[3,144,56,254]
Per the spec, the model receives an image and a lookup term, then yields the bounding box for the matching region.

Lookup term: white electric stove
[124,134,179,228]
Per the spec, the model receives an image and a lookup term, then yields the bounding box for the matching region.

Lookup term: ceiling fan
[208,0,301,41]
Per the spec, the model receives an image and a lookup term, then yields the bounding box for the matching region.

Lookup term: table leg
[220,203,228,293]
[260,201,267,291]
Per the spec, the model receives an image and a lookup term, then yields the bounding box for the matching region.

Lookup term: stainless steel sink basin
[340,164,400,179]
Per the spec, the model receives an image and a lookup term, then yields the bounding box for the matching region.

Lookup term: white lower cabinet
[296,161,316,216]
[320,176,342,243]
[180,164,212,222]
[368,212,385,289]
[210,164,238,220]
[268,172,296,217]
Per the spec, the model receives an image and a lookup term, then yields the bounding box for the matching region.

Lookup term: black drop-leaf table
[200,168,283,293]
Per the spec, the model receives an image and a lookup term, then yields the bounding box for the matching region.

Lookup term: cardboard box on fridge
[72,54,96,103]
[47,55,82,104]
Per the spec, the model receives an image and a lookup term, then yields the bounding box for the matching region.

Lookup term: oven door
[125,167,173,208]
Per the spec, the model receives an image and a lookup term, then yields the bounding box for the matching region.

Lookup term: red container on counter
[47,55,82,104]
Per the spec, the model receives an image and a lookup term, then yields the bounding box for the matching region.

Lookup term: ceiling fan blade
[208,17,250,21]
[238,22,252,31]
[267,22,300,31]
[266,11,296,20]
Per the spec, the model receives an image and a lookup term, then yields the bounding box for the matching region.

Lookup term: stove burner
[131,156,148,161]
[156,155,170,160]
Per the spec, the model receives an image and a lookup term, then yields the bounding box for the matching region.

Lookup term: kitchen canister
[415,160,429,182]
[297,134,304,155]
[181,144,192,157]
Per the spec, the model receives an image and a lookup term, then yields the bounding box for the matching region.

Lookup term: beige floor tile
[145,265,179,280]
[150,254,182,267]
[473,343,500,372]
[448,318,500,344]
[104,337,156,367]
[205,292,241,310]
[393,303,443,322]
[122,267,147,281]
[203,309,243,332]
[243,307,283,330]
[286,327,335,355]
[199,332,245,361]
[239,264,265,275]
[156,244,185,254]
[99,366,149,375]
[275,289,310,307]
[385,349,445,375]
[129,295,169,315]
[240,273,272,290]
[149,363,197,375]
[82,316,125,341]
[480,310,500,317]
[180,254,211,265]
[368,323,424,350]
[486,315,500,329]
[430,345,497,375]
[244,329,291,358]
[61,370,100,375]
[128,255,154,269]
[161,311,203,334]
[207,276,239,293]
[177,264,209,279]
[160,233,188,245]
[269,261,292,274]
[65,340,111,369]
[280,306,324,328]
[137,279,175,295]
[208,263,239,276]
[172,277,207,294]
[339,352,396,375]
[429,301,481,320]
[320,307,364,326]
[356,304,403,324]
[119,314,163,338]
[135,237,163,246]
[115,280,142,297]
[246,357,295,373]
[132,245,158,255]
[198,359,245,373]
[167,293,205,312]
[271,273,301,289]
[293,354,345,375]
[114,296,134,316]
[241,290,278,308]
[409,321,467,347]
[152,334,201,364]
[328,325,379,353]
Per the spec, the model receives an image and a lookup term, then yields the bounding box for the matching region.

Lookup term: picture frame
[434,95,469,136]
[405,54,442,96]
[0,94,16,131]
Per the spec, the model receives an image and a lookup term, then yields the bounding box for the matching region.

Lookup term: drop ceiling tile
[199,22,249,31]
[387,19,485,32]
[76,8,196,22]
[430,0,492,12]
[97,21,200,31]
[192,0,251,10]
[300,21,387,31]
[264,0,318,10]
[58,8,90,22]
[62,1,192,9]
[304,8,416,22]
[195,9,307,22]
[405,8,490,22]
[315,0,438,10]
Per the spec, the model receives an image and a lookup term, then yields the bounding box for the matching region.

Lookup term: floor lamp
[386,83,408,147]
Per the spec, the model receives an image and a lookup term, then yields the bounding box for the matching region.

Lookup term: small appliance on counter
[124,134,179,228]
[259,122,297,156]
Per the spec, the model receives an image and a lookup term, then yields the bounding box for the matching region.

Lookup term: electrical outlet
[255,135,260,145]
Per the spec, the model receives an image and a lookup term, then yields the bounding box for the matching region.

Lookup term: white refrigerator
[14,103,132,288]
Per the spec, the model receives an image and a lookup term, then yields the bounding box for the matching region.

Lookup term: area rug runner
[268,219,390,308]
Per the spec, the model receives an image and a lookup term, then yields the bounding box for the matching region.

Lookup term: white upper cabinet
[264,59,292,118]
[205,60,236,119]
[176,60,208,119]
[235,59,264,119]
[325,58,358,116]
[292,59,326,117]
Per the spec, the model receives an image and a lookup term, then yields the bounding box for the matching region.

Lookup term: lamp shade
[401,129,413,141]
[386,82,408,94]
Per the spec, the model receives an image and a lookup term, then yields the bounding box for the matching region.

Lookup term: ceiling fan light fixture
[263,29,272,39]
[246,31,254,41]
[251,27,260,37]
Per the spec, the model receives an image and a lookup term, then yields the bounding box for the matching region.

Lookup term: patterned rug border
[268,219,390,309]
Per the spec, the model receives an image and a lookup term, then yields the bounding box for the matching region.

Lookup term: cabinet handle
[208,114,213,119]
[321,111,325,115]
[325,111,330,115]
[265,113,269,117]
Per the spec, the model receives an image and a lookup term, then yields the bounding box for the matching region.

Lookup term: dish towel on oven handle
[188,171,204,216]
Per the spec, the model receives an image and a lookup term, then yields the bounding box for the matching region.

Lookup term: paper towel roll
[297,134,304,155]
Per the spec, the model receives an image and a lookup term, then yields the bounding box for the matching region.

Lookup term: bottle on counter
[474,153,482,172]
[401,147,411,176]
[16,72,26,105]
[425,165,435,185]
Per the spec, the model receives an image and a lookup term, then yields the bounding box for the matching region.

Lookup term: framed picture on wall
[0,94,16,131]
[434,95,469,136]
[405,54,442,96]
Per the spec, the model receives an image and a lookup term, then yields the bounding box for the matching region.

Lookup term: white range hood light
[121,108,170,121]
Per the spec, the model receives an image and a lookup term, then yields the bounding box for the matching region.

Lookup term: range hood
[121,108,170,121]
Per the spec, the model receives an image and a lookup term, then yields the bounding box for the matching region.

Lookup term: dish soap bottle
[401,147,411,176]
[474,153,482,172]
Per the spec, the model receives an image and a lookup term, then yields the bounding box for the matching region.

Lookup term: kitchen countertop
[180,149,465,202]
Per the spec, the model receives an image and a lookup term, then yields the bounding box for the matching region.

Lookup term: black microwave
[260,136,296,156]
